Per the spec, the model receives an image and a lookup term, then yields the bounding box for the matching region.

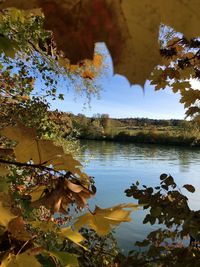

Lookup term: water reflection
[81,140,200,172]
[80,140,200,251]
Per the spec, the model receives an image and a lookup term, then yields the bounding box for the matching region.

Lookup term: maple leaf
[180,88,200,107]
[1,123,64,164]
[172,81,191,93]
[74,203,138,236]
[1,123,89,181]
[48,154,82,172]
[1,0,200,85]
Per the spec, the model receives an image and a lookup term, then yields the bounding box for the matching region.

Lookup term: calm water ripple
[80,140,200,252]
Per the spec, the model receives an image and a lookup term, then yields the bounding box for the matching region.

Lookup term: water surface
[80,140,200,252]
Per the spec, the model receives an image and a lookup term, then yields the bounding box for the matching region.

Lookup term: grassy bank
[101,129,200,146]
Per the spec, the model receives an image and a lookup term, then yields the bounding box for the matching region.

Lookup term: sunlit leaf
[1,123,64,164]
[59,227,86,249]
[74,203,138,236]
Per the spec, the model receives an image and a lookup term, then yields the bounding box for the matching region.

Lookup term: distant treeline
[114,118,184,127]
[56,112,200,147]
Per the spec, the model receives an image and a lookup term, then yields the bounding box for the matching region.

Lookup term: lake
[80,140,200,253]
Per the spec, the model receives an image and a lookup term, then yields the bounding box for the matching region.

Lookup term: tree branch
[0,158,65,175]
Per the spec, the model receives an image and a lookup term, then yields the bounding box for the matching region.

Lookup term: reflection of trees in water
[80,140,200,171]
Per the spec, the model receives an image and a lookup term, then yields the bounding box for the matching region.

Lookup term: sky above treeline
[50,43,199,120]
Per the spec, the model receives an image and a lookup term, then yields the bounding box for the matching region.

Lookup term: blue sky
[49,43,190,119]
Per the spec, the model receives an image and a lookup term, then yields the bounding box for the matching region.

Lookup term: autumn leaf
[31,179,95,214]
[180,89,200,108]
[0,251,41,267]
[1,123,64,164]
[59,226,86,249]
[1,1,200,85]
[183,184,195,193]
[1,123,88,180]
[172,81,191,93]
[48,154,82,172]
[74,203,138,236]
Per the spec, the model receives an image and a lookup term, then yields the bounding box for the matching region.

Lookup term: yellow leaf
[59,227,86,249]
[49,154,82,172]
[74,203,138,236]
[1,123,87,178]
[2,123,63,164]
[1,251,41,267]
